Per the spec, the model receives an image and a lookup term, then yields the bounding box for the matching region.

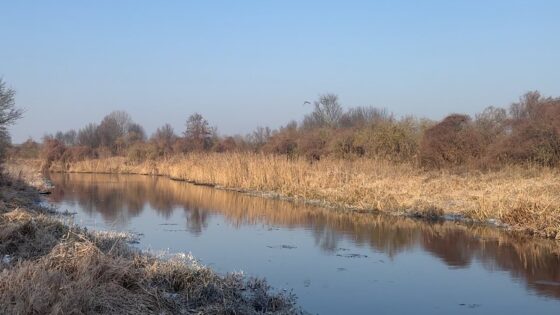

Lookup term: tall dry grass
[43,152,560,239]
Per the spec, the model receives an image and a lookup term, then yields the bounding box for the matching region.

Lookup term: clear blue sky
[1,0,559,143]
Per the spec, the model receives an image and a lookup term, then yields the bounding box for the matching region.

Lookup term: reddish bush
[486,93,560,167]
[172,138,189,154]
[41,139,66,170]
[298,128,330,161]
[263,135,298,157]
[491,124,560,167]
[262,123,299,158]
[419,114,483,168]
[213,137,238,152]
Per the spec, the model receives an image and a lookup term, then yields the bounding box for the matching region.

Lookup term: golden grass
[45,152,560,239]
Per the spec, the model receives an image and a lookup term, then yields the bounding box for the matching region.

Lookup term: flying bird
[303,101,311,106]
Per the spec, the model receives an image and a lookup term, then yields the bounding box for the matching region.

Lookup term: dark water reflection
[48,173,560,315]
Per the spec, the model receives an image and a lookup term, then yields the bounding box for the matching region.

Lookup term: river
[46,173,560,314]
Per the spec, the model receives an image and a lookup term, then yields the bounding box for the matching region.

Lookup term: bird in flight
[303,101,311,106]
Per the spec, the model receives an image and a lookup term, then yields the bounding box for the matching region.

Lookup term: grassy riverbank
[0,167,297,314]
[35,152,560,240]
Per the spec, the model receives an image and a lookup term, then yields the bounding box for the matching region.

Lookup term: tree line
[4,77,560,169]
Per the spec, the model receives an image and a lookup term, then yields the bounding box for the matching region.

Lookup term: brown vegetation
[39,152,560,239]
[5,87,560,239]
[419,114,482,168]
[10,91,560,170]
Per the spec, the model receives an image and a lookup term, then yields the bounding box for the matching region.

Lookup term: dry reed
[44,152,560,239]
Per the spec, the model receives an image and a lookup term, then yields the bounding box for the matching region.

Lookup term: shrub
[95,146,114,159]
[485,92,560,167]
[10,139,41,159]
[419,114,483,168]
[263,135,298,157]
[41,139,66,170]
[262,122,299,158]
[126,143,158,163]
[496,124,560,166]
[60,146,96,163]
[298,128,330,161]
[328,129,364,159]
[355,121,419,162]
[213,137,238,153]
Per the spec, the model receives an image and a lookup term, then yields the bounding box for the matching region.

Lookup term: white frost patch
[37,200,58,212]
[171,252,205,270]
[92,230,141,244]
[2,255,12,264]
[487,218,508,228]
[143,249,206,270]
[443,213,467,221]
[230,270,245,277]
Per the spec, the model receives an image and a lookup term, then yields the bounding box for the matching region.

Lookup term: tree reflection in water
[49,173,560,300]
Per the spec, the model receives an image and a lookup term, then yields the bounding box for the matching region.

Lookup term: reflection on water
[48,173,560,315]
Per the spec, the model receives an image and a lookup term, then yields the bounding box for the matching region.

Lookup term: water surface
[47,173,560,314]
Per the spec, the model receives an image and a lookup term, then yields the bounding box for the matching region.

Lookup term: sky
[1,0,559,143]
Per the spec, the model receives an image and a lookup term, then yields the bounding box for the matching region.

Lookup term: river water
[46,173,560,314]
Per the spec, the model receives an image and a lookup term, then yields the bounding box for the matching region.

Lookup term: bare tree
[0,79,22,127]
[65,130,77,146]
[339,106,392,128]
[509,91,543,120]
[77,123,100,148]
[248,126,271,150]
[97,111,134,150]
[151,123,176,155]
[107,110,132,135]
[475,106,508,143]
[55,130,77,146]
[0,79,23,162]
[97,117,121,148]
[303,93,343,129]
[126,123,146,143]
[184,113,214,151]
